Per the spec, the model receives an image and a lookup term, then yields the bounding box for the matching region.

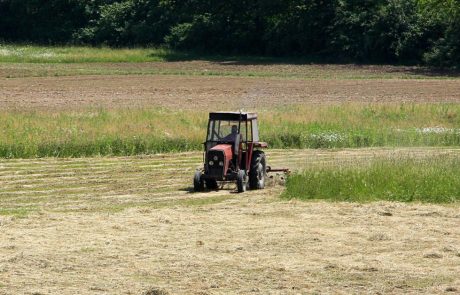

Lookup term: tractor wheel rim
[257,164,263,180]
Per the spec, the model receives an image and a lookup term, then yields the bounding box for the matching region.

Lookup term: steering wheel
[212,130,222,141]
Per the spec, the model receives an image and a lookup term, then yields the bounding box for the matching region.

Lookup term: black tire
[193,171,204,192]
[249,151,267,190]
[236,170,248,193]
[205,179,219,190]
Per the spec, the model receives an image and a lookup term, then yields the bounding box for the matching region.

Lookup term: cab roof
[209,112,258,121]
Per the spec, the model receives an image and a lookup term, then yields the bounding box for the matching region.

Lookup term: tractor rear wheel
[249,151,266,190]
[193,171,204,192]
[205,179,219,190]
[236,170,248,193]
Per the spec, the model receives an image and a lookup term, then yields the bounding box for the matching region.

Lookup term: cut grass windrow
[1,148,458,217]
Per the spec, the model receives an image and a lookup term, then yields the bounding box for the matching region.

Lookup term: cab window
[207,119,253,142]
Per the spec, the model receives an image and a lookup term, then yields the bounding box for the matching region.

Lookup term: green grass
[0,45,175,63]
[0,44,402,65]
[0,44,296,64]
[283,156,460,203]
[0,44,334,64]
[1,104,460,158]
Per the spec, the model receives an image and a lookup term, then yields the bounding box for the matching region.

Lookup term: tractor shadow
[179,174,286,194]
[179,186,240,194]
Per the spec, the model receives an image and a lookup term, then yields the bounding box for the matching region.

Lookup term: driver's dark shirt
[222,133,237,141]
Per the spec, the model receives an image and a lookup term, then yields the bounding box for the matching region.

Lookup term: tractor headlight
[213,155,218,161]
[219,161,224,166]
[209,160,214,166]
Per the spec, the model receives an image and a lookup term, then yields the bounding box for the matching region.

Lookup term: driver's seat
[231,133,241,168]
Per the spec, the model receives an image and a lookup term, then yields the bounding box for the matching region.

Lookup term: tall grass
[283,156,460,203]
[1,104,460,158]
[0,108,204,157]
[262,104,460,149]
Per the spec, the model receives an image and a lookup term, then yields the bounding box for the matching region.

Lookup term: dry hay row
[1,148,458,194]
[1,148,458,188]
[0,185,240,213]
[0,152,302,200]
[1,147,453,170]
[0,169,194,187]
[0,185,190,206]
[0,157,203,171]
[0,165,197,180]
[0,152,203,167]
[0,175,192,197]
[2,148,460,214]
[0,188,189,212]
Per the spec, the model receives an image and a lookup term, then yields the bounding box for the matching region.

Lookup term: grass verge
[283,156,460,203]
[1,104,460,158]
[0,44,305,64]
[0,45,176,63]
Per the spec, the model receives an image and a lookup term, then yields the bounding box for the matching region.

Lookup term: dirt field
[1,64,460,110]
[1,148,460,294]
[2,61,459,80]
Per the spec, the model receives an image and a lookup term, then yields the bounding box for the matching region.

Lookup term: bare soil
[1,74,460,110]
[1,148,459,294]
[1,61,459,79]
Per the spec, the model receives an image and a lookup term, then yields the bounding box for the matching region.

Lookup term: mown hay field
[1,148,460,294]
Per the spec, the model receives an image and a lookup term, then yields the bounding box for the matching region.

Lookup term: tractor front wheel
[249,151,267,190]
[236,170,248,193]
[193,171,204,192]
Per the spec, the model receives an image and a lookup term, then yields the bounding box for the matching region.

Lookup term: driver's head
[231,125,238,134]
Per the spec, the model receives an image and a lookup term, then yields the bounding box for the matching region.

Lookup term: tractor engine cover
[207,144,232,178]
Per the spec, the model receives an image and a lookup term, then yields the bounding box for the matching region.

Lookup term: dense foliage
[0,0,459,67]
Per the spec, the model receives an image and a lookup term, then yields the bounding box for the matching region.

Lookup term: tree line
[0,0,459,67]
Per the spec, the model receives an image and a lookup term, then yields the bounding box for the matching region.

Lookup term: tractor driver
[222,125,238,141]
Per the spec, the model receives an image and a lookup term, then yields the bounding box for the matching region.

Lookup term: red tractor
[194,112,272,193]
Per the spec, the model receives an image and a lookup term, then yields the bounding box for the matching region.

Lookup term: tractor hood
[210,144,233,159]
[207,144,233,178]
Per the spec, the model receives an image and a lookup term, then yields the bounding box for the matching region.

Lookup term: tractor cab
[194,112,268,193]
[206,112,265,165]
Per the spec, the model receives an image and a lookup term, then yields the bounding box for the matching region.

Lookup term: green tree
[0,0,87,43]
[422,0,460,68]
[263,0,337,56]
[74,0,176,45]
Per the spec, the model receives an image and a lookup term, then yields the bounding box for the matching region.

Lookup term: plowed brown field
[2,61,460,111]
[2,75,460,110]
